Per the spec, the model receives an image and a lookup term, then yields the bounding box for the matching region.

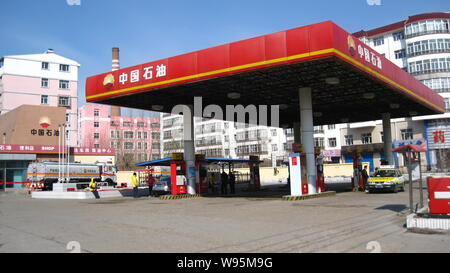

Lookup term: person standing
[221,171,228,195]
[131,172,139,198]
[361,165,369,191]
[89,178,100,199]
[147,175,155,197]
[229,172,236,194]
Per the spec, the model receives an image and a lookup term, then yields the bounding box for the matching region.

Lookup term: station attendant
[221,171,228,195]
[89,178,100,199]
[131,173,139,198]
[361,166,369,191]
[229,172,236,194]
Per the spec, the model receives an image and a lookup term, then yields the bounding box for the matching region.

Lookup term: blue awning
[135,157,262,167]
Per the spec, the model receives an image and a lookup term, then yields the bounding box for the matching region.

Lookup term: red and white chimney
[111,47,121,117]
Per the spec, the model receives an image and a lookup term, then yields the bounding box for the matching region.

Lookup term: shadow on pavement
[375,204,408,213]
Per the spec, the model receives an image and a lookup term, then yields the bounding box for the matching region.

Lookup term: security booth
[392,144,427,213]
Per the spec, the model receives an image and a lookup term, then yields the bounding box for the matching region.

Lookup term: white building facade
[352,12,450,170]
[0,49,80,146]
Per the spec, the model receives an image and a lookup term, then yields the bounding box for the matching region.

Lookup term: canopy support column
[382,113,393,165]
[299,87,316,194]
[184,105,197,195]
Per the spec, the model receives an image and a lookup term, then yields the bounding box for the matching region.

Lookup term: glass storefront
[0,161,30,189]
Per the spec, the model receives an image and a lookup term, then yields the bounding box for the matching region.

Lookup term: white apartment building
[161,113,288,166]
[350,12,450,170]
[0,49,80,146]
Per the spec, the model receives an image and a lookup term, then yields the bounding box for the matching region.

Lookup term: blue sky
[1,0,449,113]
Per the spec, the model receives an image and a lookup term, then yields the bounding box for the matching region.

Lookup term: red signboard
[0,145,115,155]
[427,177,450,214]
[86,21,445,114]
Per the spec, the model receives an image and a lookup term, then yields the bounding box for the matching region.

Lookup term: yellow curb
[282,191,336,201]
[159,194,203,200]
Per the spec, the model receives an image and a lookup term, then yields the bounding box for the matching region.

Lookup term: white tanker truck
[27,161,118,191]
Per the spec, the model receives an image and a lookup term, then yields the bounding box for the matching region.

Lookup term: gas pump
[170,153,187,195]
[316,154,325,193]
[195,154,209,194]
[249,156,261,190]
[352,152,363,191]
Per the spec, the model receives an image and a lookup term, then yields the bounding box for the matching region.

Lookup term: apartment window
[40,95,48,105]
[144,142,148,150]
[151,123,159,128]
[401,129,413,140]
[137,122,145,128]
[445,98,450,110]
[361,133,372,144]
[152,143,160,149]
[394,49,406,59]
[393,31,404,41]
[152,132,160,139]
[345,135,353,146]
[58,96,70,107]
[314,137,325,148]
[328,124,336,130]
[66,113,70,122]
[143,132,148,139]
[41,78,49,88]
[110,131,116,139]
[124,131,134,139]
[94,109,99,116]
[59,80,69,89]
[224,135,229,142]
[94,133,100,139]
[41,62,49,70]
[137,142,142,150]
[59,64,70,72]
[94,144,100,148]
[373,36,384,46]
[123,121,133,127]
[94,122,99,128]
[124,142,134,150]
[328,138,337,148]
[271,129,277,137]
[272,144,278,152]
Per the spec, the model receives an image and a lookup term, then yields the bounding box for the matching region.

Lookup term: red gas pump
[195,154,209,194]
[352,152,364,191]
[170,154,187,195]
[316,154,325,193]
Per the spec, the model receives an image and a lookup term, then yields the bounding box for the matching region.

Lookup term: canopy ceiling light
[151,105,164,111]
[409,111,418,116]
[390,103,400,109]
[227,92,241,99]
[279,104,289,110]
[340,118,349,123]
[313,112,323,118]
[325,77,340,85]
[363,92,376,99]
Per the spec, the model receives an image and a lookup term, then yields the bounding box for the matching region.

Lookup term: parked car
[152,176,171,196]
[367,167,405,193]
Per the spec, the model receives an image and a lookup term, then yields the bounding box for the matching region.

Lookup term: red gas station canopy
[86,21,445,126]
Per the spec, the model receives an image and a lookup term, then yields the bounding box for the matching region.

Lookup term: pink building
[0,49,79,146]
[78,105,161,166]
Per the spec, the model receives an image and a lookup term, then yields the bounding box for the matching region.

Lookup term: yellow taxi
[367,166,405,193]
